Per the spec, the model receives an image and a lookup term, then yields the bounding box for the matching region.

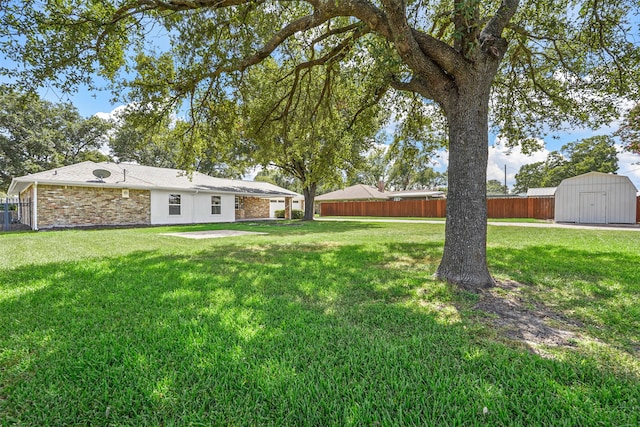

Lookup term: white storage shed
[554,172,637,224]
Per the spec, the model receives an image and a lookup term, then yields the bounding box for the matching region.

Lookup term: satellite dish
[93,169,111,182]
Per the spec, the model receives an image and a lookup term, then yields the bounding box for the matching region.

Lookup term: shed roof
[315,184,388,201]
[8,161,301,198]
[558,171,638,191]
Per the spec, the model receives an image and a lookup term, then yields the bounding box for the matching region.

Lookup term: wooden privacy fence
[320,197,556,220]
[488,197,555,219]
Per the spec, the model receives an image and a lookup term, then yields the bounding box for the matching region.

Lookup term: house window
[211,196,221,215]
[235,196,244,210]
[169,194,181,215]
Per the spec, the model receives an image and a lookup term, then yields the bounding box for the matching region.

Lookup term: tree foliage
[108,108,248,178]
[0,86,111,190]
[2,0,638,288]
[347,145,391,189]
[254,168,301,193]
[109,109,180,169]
[617,103,640,154]
[238,59,387,220]
[513,135,619,192]
[486,179,508,195]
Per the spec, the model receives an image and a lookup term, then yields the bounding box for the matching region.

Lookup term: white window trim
[211,195,222,215]
[169,194,181,216]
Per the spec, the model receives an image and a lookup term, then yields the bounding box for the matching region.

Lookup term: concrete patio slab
[161,230,268,239]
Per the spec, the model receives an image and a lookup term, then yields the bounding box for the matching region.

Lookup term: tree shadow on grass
[487,244,640,355]
[1,242,638,425]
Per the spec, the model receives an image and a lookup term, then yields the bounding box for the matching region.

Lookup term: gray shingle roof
[315,184,388,201]
[8,161,300,197]
[388,189,446,198]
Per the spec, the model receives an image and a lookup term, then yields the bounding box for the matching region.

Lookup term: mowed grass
[0,221,638,425]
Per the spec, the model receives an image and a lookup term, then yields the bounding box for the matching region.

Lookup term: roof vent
[93,169,111,182]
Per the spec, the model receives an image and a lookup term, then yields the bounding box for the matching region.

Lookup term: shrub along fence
[320,197,557,220]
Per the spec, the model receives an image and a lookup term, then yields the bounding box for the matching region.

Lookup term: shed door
[579,192,607,224]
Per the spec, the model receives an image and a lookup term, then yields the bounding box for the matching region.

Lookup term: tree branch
[389,75,433,100]
[311,22,362,46]
[481,0,520,38]
[379,0,453,85]
[453,0,480,57]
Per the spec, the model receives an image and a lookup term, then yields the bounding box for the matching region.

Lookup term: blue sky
[21,78,640,191]
[3,6,639,191]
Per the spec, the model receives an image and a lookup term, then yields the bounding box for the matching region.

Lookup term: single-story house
[7,161,301,230]
[315,184,388,202]
[554,172,637,224]
[315,184,446,203]
[389,189,446,200]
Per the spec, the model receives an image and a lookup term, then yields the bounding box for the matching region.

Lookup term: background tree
[0,86,111,190]
[346,145,391,188]
[617,103,640,154]
[513,136,619,192]
[109,107,249,178]
[254,168,301,193]
[512,162,546,194]
[239,60,387,220]
[561,136,618,177]
[109,110,180,168]
[2,1,638,289]
[486,179,508,195]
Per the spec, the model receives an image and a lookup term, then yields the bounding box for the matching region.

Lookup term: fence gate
[1,197,32,231]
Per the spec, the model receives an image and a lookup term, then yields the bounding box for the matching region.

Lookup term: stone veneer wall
[36,185,151,229]
[235,197,270,220]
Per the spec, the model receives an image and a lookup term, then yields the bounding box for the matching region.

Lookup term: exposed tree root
[473,279,584,355]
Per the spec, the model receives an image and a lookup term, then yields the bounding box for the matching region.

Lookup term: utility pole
[504,164,507,194]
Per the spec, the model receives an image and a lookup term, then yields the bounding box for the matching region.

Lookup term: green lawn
[1,221,638,425]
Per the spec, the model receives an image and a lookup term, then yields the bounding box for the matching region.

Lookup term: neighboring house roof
[315,184,388,201]
[8,161,301,198]
[388,189,446,199]
[527,187,557,197]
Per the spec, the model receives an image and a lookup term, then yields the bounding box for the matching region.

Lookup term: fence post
[3,198,8,231]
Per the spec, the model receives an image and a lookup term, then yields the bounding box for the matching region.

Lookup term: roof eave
[7,178,301,198]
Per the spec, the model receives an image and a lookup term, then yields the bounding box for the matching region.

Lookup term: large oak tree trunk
[435,88,495,290]
[302,183,316,221]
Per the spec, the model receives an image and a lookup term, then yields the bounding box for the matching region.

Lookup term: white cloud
[487,141,549,189]
[617,146,640,190]
[431,143,549,190]
[431,148,449,170]
[92,105,127,156]
[93,105,128,122]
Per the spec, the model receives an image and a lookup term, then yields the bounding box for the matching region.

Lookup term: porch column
[33,182,38,231]
[284,197,292,220]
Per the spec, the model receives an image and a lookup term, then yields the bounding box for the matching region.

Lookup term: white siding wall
[555,173,637,224]
[150,190,235,225]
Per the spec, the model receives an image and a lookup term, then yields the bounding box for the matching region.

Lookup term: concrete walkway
[316,217,640,232]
